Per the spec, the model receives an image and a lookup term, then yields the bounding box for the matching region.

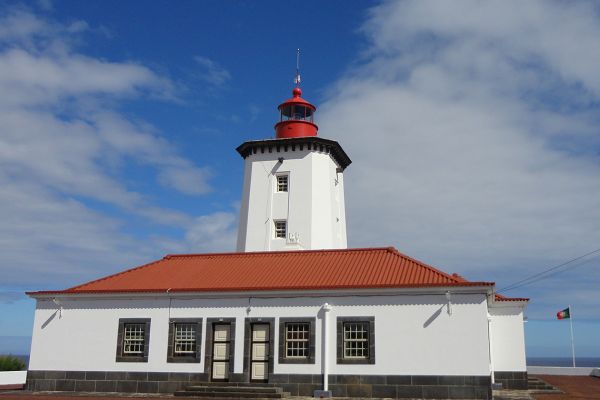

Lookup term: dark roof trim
[236,137,352,171]
[27,281,494,296]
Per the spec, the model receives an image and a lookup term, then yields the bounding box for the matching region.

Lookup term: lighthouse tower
[236,85,351,252]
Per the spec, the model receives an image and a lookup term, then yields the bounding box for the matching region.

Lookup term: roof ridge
[66,258,167,292]
[165,247,395,259]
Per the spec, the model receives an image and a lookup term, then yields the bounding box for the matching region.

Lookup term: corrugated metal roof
[495,294,529,302]
[29,247,497,295]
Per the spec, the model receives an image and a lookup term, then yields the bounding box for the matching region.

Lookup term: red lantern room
[274,87,318,139]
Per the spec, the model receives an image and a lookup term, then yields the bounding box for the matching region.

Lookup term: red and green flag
[557,307,570,320]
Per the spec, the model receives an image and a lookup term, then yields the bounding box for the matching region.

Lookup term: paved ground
[531,374,600,400]
[0,392,172,399]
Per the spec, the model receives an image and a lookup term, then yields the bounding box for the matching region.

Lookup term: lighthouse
[236,85,351,252]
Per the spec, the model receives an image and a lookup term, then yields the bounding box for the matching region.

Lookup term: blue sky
[1,0,599,358]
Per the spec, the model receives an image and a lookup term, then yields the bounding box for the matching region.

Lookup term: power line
[497,247,600,293]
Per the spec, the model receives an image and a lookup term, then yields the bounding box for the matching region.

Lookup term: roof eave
[236,137,352,170]
[27,282,495,299]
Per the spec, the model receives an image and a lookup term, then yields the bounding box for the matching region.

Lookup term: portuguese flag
[557,307,570,320]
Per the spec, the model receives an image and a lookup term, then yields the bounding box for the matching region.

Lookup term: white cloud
[158,166,212,195]
[0,171,146,288]
[194,56,231,87]
[0,49,173,107]
[184,212,238,253]
[319,0,600,317]
[37,0,53,11]
[0,9,229,291]
[0,8,50,41]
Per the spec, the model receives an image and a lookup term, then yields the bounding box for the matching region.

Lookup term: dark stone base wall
[494,371,528,390]
[27,370,492,399]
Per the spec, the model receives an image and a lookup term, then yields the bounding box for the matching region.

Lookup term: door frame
[205,318,236,381]
[243,318,275,382]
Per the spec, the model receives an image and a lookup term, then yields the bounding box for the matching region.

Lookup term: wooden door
[250,323,269,381]
[212,324,231,381]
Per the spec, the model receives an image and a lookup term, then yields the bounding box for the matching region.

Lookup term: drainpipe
[487,313,495,385]
[322,302,332,392]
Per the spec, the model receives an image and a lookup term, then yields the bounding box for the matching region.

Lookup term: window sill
[167,356,201,364]
[279,357,315,364]
[336,357,374,365]
[115,356,148,363]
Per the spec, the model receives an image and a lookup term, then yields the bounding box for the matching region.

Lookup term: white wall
[489,304,527,372]
[236,147,347,252]
[29,292,491,376]
[0,371,27,385]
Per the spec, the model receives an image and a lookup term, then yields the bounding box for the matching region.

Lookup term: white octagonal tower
[236,86,351,252]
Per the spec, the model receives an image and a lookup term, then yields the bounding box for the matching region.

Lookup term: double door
[210,322,270,382]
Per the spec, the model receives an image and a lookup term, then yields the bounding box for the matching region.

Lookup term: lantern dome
[274,87,318,138]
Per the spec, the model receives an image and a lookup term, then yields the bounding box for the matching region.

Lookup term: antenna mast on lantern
[294,48,301,86]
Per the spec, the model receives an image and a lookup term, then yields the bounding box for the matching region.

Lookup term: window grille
[123,323,146,355]
[343,322,369,359]
[276,175,288,192]
[174,323,197,355]
[274,220,287,239]
[285,323,309,358]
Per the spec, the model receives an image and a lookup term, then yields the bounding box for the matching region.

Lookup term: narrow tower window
[274,220,287,239]
[276,174,288,192]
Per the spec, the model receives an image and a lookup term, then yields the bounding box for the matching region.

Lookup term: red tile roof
[495,293,529,302]
[29,247,498,296]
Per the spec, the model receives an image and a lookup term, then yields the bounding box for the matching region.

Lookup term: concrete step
[185,386,282,394]
[527,377,561,392]
[175,385,289,398]
[188,382,278,387]
[174,391,288,398]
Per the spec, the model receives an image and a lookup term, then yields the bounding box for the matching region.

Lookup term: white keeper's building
[26,86,528,400]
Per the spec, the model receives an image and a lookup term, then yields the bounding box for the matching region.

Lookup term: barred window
[343,322,369,359]
[123,323,146,355]
[174,323,197,355]
[274,220,287,239]
[285,323,309,358]
[116,318,150,362]
[279,318,315,364]
[276,175,288,192]
[167,318,202,363]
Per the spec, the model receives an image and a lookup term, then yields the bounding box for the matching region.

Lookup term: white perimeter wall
[0,371,27,385]
[30,292,491,376]
[489,305,527,372]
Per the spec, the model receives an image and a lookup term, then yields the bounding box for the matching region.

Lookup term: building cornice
[28,284,494,301]
[236,136,352,171]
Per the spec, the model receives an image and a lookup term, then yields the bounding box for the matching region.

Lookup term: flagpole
[569,305,576,367]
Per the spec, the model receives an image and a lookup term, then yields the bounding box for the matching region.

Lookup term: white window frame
[123,323,146,355]
[173,322,197,355]
[285,322,310,359]
[343,322,369,359]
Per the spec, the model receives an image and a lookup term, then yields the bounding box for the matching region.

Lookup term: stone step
[174,390,288,398]
[188,382,279,387]
[185,386,282,394]
[527,377,561,392]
